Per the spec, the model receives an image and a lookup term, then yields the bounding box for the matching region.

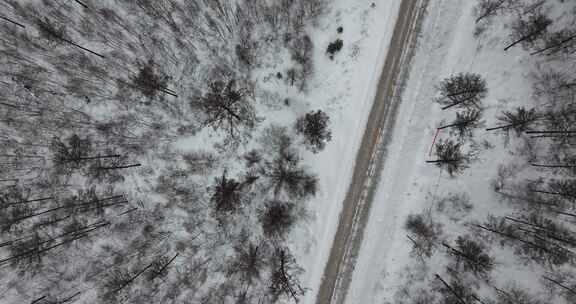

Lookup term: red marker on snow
[428,128,441,157]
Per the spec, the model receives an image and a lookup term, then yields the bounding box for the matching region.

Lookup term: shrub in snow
[326,39,343,59]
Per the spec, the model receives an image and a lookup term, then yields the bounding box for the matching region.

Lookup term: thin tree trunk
[552,210,576,218]
[3,197,53,207]
[526,130,576,134]
[148,253,180,281]
[542,275,576,296]
[516,226,576,249]
[0,229,94,266]
[493,287,522,304]
[504,28,547,51]
[111,260,157,294]
[442,242,492,269]
[0,16,25,28]
[475,224,557,255]
[73,0,89,9]
[426,159,461,163]
[60,37,105,59]
[59,292,82,304]
[531,163,576,168]
[446,89,483,98]
[529,188,576,200]
[486,122,525,131]
[441,95,480,110]
[30,296,47,304]
[434,274,468,304]
[159,88,178,97]
[475,0,508,23]
[118,207,138,215]
[64,154,121,162]
[77,200,129,214]
[531,33,576,55]
[6,195,123,226]
[97,163,141,170]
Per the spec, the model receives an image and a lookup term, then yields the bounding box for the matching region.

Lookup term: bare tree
[197,79,256,141]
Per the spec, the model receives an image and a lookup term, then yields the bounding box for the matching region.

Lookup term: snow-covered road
[312,1,426,303]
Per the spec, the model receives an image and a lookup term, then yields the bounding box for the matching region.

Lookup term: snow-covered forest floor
[0,0,403,303]
[346,0,576,303]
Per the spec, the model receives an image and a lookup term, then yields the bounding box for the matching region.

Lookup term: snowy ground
[286,1,403,303]
[345,0,555,302]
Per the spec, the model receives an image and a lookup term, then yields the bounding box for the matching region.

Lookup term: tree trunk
[531,33,576,55]
[60,37,105,59]
[486,121,526,131]
[516,226,576,249]
[542,276,576,296]
[0,229,95,266]
[111,260,157,294]
[73,0,89,9]
[148,253,179,281]
[426,159,460,163]
[442,242,491,269]
[434,274,468,304]
[526,130,576,134]
[441,95,480,110]
[438,121,469,130]
[4,197,53,207]
[59,292,82,304]
[529,188,576,200]
[475,0,508,23]
[6,195,123,226]
[98,163,141,170]
[64,154,121,162]
[475,224,558,255]
[30,296,47,304]
[0,16,25,28]
[531,163,576,168]
[504,28,547,51]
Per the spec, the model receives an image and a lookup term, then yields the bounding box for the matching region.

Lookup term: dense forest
[400,0,576,303]
[0,0,334,303]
